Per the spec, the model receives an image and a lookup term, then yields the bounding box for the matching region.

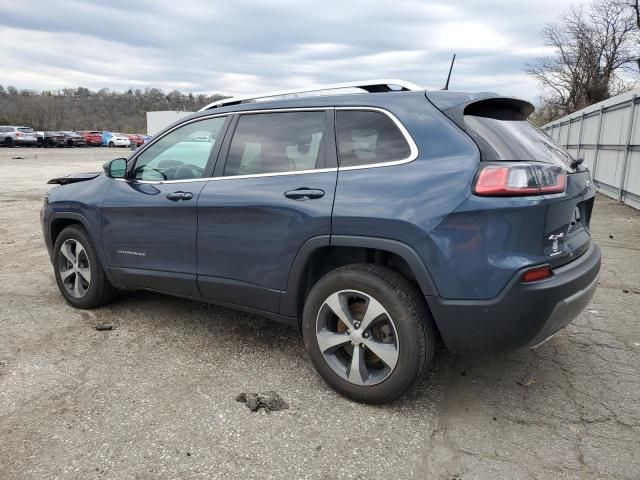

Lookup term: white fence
[542,88,640,209]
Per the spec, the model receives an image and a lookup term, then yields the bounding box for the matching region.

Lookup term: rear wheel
[53,225,115,309]
[108,141,114,148]
[302,264,436,404]
[5,138,13,147]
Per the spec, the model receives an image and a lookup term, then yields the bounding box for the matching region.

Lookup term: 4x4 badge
[548,233,564,256]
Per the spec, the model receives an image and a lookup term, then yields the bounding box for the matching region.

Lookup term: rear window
[336,110,411,167]
[18,127,34,133]
[463,102,573,168]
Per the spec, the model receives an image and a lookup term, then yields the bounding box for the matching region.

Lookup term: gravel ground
[0,147,639,480]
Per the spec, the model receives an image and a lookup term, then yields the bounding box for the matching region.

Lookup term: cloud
[0,0,579,101]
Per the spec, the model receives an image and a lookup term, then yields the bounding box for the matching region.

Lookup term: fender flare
[47,212,116,285]
[280,234,438,317]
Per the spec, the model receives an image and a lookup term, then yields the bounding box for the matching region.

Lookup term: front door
[101,115,229,296]
[196,110,337,313]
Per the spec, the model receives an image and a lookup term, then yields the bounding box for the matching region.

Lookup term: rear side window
[224,111,326,176]
[336,110,411,167]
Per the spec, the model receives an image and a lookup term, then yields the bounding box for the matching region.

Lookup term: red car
[126,134,144,147]
[77,131,103,146]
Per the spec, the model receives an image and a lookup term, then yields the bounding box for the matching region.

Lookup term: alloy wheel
[316,290,399,386]
[57,239,91,298]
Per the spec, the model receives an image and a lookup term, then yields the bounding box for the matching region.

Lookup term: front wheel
[302,264,436,404]
[52,225,115,309]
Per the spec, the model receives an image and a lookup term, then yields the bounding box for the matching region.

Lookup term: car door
[101,115,230,296]
[196,109,337,313]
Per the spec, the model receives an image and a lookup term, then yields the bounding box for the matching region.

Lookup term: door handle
[166,191,193,201]
[284,188,325,200]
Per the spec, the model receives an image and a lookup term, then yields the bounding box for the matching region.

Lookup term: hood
[47,172,101,185]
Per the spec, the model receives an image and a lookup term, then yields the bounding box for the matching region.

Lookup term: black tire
[52,225,115,309]
[108,141,114,148]
[5,138,13,147]
[302,264,436,404]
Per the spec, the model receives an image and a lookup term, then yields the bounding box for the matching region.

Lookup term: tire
[108,141,114,148]
[5,137,13,147]
[52,225,115,309]
[302,264,436,404]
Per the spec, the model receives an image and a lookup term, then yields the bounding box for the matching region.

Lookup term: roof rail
[198,79,423,111]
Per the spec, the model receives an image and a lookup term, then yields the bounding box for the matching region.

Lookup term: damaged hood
[47,172,102,185]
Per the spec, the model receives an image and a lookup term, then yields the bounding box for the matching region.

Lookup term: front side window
[336,110,411,167]
[133,116,227,181]
[224,111,326,176]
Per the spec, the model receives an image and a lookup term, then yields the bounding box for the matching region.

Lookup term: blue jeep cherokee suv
[41,80,601,403]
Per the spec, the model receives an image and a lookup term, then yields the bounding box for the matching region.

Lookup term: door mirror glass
[104,158,127,178]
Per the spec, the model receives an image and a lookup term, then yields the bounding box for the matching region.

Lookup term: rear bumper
[429,242,601,354]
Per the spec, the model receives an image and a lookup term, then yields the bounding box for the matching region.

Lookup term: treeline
[0,85,229,132]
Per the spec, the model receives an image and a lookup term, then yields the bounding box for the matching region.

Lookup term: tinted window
[18,127,34,133]
[464,116,573,167]
[133,117,226,181]
[224,111,325,176]
[336,110,411,167]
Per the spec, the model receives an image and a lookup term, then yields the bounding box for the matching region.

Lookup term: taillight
[521,265,553,282]
[15,132,23,137]
[474,162,566,196]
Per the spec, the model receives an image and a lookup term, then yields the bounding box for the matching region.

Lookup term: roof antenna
[443,54,456,90]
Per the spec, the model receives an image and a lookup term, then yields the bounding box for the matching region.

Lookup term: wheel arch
[281,235,438,320]
[48,212,116,285]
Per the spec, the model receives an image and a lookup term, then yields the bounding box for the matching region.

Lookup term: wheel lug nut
[363,332,369,338]
[346,329,351,335]
[361,343,365,349]
[354,322,361,329]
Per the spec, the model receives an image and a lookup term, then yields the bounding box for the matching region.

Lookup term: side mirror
[103,158,127,178]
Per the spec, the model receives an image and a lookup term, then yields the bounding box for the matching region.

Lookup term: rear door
[196,109,337,313]
[101,115,229,296]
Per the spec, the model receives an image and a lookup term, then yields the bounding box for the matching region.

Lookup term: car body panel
[100,178,207,296]
[197,170,338,312]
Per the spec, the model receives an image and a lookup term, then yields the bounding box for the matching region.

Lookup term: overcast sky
[0,0,580,101]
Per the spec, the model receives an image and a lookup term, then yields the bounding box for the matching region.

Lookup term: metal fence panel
[543,89,640,210]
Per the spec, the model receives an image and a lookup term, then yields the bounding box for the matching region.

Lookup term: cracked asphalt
[1,148,639,479]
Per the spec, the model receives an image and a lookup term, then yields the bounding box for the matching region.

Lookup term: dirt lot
[0,147,639,480]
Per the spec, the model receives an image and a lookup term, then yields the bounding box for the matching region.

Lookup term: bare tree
[526,0,638,119]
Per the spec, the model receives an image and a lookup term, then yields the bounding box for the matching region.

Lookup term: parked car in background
[61,131,87,147]
[107,133,131,148]
[41,80,600,404]
[37,131,66,148]
[126,134,145,147]
[77,131,103,146]
[0,126,38,147]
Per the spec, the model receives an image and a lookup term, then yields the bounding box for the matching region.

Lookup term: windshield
[464,116,574,169]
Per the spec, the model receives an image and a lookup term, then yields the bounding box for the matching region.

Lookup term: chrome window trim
[334,106,418,170]
[125,106,418,184]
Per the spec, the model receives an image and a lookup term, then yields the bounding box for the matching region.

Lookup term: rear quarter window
[336,110,411,167]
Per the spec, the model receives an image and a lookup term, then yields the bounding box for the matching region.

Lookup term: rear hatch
[17,127,37,141]
[428,94,595,267]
